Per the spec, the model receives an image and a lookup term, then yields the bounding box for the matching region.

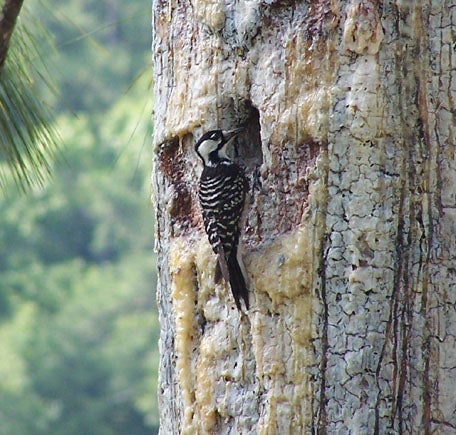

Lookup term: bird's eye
[210,132,220,140]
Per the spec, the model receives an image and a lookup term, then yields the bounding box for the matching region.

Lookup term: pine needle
[0,17,59,192]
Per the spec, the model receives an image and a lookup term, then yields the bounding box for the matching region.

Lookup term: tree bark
[152,0,456,433]
[0,0,24,69]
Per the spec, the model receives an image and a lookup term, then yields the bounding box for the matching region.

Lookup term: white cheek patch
[198,139,219,161]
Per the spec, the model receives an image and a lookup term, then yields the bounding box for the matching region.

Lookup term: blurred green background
[0,0,158,433]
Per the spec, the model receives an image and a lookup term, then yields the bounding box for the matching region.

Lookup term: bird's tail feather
[227,252,249,311]
[214,244,229,284]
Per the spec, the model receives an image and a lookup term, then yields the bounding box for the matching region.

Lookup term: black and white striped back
[198,161,248,256]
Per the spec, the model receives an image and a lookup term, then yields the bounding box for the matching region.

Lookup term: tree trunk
[152,0,456,433]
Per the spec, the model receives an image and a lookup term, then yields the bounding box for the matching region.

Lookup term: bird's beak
[222,127,245,144]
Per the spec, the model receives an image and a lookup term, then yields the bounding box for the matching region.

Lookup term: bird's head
[195,127,245,166]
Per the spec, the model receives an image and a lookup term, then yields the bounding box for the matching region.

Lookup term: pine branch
[0,0,24,69]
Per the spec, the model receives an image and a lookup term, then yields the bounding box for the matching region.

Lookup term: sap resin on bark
[343,0,384,55]
[248,225,318,433]
[166,223,322,433]
[154,0,456,432]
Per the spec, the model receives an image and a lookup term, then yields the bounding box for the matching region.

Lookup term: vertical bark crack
[315,227,330,434]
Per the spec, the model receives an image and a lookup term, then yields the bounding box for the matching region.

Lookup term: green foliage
[0,16,59,191]
[0,0,158,431]
[0,84,154,306]
[28,0,151,113]
[23,256,158,434]
[0,256,158,434]
[0,83,158,432]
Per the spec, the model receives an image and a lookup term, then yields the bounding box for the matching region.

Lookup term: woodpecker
[195,127,249,310]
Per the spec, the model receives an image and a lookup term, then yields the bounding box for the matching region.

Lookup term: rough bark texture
[152,0,456,433]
